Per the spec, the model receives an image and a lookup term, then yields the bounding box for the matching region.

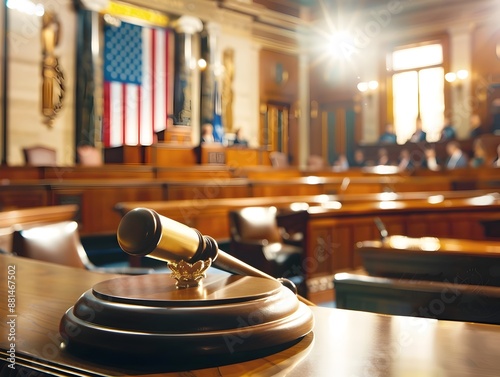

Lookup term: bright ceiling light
[7,0,44,16]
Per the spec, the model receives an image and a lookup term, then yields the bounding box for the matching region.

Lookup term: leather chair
[22,145,57,166]
[228,207,304,280]
[12,221,152,274]
[77,145,103,166]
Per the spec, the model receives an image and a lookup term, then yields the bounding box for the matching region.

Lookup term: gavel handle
[214,249,316,306]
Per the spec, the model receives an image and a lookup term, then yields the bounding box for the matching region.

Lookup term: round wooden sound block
[60,274,314,366]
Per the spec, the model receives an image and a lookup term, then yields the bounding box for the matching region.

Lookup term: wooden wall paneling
[52,184,165,235]
[148,144,197,166]
[51,189,84,227]
[449,212,490,240]
[197,144,227,165]
[259,49,298,103]
[349,220,378,269]
[249,181,325,197]
[41,165,156,180]
[379,215,406,238]
[165,180,250,201]
[391,179,452,193]
[239,167,301,179]
[471,22,500,127]
[331,220,354,272]
[259,49,299,164]
[342,181,384,194]
[449,217,475,240]
[306,220,336,280]
[225,148,271,167]
[0,166,42,180]
[411,213,451,238]
[0,184,49,209]
[155,166,234,180]
[103,146,145,164]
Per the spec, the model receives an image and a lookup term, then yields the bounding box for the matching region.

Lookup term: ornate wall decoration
[41,12,65,127]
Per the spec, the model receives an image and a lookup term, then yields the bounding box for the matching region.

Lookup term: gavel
[117,207,314,305]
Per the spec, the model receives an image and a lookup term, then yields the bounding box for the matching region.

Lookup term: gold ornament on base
[168,258,212,288]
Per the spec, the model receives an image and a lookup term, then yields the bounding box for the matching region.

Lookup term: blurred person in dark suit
[350,149,366,167]
[469,114,484,139]
[445,141,468,169]
[378,124,397,144]
[409,118,427,143]
[440,117,456,141]
[232,128,248,147]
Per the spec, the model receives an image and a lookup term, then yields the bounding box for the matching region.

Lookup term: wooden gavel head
[117,207,218,265]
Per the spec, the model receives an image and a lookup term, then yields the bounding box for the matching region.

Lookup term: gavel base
[59,274,314,368]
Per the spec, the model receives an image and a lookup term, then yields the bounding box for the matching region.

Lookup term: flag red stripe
[103,82,111,147]
[151,29,156,142]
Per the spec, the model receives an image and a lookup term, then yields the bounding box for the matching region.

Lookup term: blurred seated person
[377,147,390,165]
[469,114,484,139]
[470,139,486,168]
[439,117,456,141]
[408,118,427,143]
[378,124,397,144]
[492,144,500,167]
[423,146,440,171]
[333,154,349,171]
[232,128,248,147]
[445,141,468,169]
[201,123,215,144]
[350,149,366,167]
[397,149,414,171]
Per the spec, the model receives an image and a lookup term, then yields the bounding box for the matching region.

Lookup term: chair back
[229,207,282,243]
[12,221,91,269]
[22,145,57,166]
[77,145,103,166]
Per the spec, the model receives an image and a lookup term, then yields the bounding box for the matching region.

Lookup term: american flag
[103,21,171,147]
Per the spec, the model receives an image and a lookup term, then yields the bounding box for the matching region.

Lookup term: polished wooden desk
[335,269,500,324]
[1,254,500,376]
[336,237,500,324]
[356,236,500,284]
